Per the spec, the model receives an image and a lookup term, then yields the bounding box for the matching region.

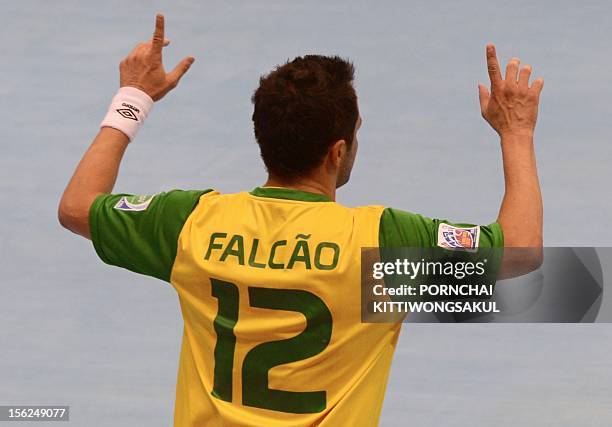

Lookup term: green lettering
[314,242,340,270]
[205,232,227,260]
[248,238,266,269]
[268,240,287,269]
[220,234,245,265]
[287,238,312,269]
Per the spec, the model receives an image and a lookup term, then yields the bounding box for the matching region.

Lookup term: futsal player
[59,14,544,427]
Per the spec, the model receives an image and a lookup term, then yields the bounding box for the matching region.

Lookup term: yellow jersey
[89,186,503,426]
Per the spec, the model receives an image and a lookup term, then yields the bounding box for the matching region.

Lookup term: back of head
[251,55,359,181]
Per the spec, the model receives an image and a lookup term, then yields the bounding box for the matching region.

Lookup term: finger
[147,38,170,47]
[478,83,490,113]
[167,56,196,85]
[518,64,532,89]
[505,57,520,83]
[530,78,544,96]
[486,44,503,89]
[151,13,165,54]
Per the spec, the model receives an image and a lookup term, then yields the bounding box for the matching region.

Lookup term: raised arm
[478,44,543,248]
[58,14,194,238]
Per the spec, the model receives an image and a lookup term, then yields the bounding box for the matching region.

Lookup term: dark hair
[251,55,359,180]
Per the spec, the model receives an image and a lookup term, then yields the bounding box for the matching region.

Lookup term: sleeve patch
[114,194,156,211]
[437,223,480,250]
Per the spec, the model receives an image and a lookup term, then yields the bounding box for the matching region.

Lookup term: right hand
[478,44,543,138]
[119,13,195,101]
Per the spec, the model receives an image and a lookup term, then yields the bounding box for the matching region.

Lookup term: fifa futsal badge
[437,223,480,251]
[114,194,155,212]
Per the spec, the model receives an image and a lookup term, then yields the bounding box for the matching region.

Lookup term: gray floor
[2,1,612,425]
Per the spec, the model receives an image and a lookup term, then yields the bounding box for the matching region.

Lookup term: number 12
[210,278,333,414]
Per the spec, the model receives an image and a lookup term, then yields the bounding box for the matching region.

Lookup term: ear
[328,139,348,169]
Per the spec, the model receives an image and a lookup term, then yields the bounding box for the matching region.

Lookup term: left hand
[478,44,543,138]
[119,13,195,101]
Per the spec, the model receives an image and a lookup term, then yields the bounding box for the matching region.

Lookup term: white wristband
[100,86,154,142]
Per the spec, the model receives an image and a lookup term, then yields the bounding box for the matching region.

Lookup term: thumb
[478,83,490,114]
[168,56,195,86]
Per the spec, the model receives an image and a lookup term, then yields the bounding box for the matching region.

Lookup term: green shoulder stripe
[89,189,213,282]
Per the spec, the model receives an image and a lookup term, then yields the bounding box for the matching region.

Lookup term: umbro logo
[116,108,138,121]
[121,102,140,113]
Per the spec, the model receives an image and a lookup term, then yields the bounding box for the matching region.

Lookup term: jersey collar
[249,186,332,202]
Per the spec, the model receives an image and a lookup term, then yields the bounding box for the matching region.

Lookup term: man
[59,14,543,427]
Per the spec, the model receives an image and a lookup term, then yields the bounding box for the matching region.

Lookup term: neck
[264,175,336,201]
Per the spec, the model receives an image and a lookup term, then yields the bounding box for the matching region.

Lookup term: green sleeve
[379,208,504,248]
[379,209,504,299]
[89,189,213,282]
